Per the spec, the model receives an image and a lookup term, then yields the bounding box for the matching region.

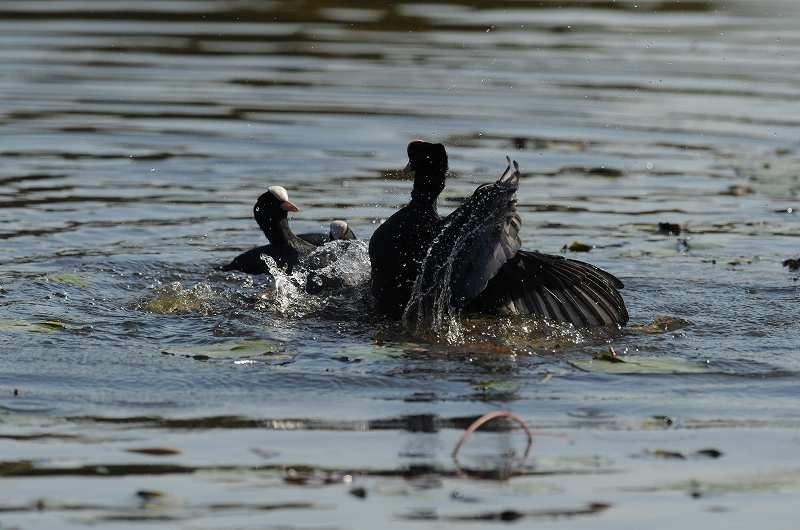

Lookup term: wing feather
[467,250,628,327]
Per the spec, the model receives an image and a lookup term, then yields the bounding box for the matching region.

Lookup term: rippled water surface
[2,0,800,528]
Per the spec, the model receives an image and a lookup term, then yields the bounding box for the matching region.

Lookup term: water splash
[255,254,315,316]
[305,240,371,294]
[248,241,371,317]
[137,281,217,315]
[459,315,591,352]
[402,219,487,343]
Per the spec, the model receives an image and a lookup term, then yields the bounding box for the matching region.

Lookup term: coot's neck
[409,191,438,209]
[410,172,444,212]
[261,213,294,246]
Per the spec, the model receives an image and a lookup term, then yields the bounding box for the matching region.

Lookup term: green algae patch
[633,470,800,497]
[46,273,89,288]
[564,241,593,252]
[228,340,282,354]
[331,344,405,362]
[137,282,215,315]
[570,356,708,375]
[472,380,521,397]
[37,320,69,331]
[630,315,691,334]
[0,319,70,333]
[140,294,203,315]
[161,339,287,361]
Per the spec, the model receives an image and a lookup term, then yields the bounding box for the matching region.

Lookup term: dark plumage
[371,141,628,329]
[369,141,447,317]
[222,186,315,274]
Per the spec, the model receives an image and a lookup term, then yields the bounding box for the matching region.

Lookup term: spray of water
[403,214,488,343]
[259,254,309,315]
[305,240,371,294]
[254,240,371,317]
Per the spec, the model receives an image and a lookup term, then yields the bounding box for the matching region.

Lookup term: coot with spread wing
[370,141,628,329]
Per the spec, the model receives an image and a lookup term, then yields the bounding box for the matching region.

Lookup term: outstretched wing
[403,159,522,330]
[446,159,522,306]
[467,250,628,327]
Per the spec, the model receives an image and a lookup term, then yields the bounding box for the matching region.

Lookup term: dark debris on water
[125,447,182,456]
[400,501,611,522]
[658,222,683,235]
[782,258,800,271]
[637,448,724,460]
[562,241,593,252]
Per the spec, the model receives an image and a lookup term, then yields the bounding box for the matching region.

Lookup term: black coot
[222,186,315,274]
[369,141,447,317]
[370,141,628,328]
[299,220,357,246]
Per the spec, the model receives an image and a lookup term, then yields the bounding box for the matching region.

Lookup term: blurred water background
[2,0,800,528]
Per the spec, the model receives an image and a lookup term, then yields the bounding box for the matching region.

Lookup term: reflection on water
[2,0,800,528]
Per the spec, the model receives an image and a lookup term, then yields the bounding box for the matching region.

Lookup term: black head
[406,140,447,203]
[254,185,299,234]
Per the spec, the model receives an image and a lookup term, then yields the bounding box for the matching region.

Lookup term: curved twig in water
[451,410,533,471]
